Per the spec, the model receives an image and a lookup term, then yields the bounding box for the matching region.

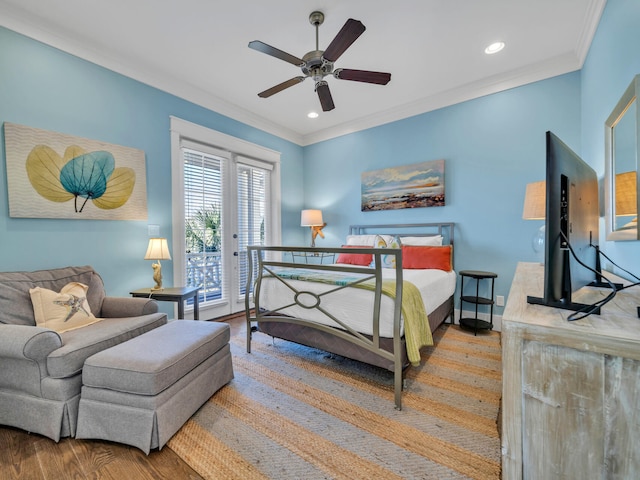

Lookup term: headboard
[348,222,455,247]
[348,222,455,269]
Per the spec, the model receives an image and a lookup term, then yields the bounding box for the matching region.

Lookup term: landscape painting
[361,159,445,211]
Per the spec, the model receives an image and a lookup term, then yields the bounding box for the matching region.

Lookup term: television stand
[590,245,624,290]
[589,279,623,290]
[526,295,601,315]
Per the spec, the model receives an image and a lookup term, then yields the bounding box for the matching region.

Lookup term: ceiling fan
[248,11,391,112]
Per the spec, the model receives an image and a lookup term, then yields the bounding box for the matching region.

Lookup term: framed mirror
[604,74,639,241]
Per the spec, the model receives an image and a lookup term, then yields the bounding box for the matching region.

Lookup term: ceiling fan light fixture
[485,41,505,55]
[307,111,319,118]
[248,12,391,111]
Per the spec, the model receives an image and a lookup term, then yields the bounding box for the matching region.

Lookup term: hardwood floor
[0,315,247,479]
[0,425,204,480]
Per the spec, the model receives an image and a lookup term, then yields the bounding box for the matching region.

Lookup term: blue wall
[303,73,582,311]
[1,0,639,318]
[581,0,640,276]
[0,27,304,314]
[303,0,640,313]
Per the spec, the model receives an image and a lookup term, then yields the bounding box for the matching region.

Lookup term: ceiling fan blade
[322,18,366,63]
[248,40,304,67]
[315,81,335,111]
[258,77,306,98]
[334,68,391,85]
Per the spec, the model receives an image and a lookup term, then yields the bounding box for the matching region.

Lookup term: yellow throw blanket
[363,279,432,366]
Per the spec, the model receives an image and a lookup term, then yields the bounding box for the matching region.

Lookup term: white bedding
[257,266,456,338]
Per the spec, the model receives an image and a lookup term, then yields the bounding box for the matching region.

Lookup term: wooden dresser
[502,262,640,479]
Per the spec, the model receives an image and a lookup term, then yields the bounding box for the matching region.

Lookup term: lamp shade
[301,209,324,226]
[144,238,172,261]
[615,171,637,216]
[522,181,546,220]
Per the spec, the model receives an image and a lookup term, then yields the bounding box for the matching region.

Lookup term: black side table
[458,270,497,335]
[130,286,200,320]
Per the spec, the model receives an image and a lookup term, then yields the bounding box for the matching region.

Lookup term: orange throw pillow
[335,245,373,266]
[402,245,452,271]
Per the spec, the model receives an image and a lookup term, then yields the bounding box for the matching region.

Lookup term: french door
[170,117,281,320]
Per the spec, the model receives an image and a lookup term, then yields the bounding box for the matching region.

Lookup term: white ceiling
[0,0,606,146]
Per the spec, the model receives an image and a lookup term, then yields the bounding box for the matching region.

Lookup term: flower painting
[361,159,445,211]
[4,123,147,220]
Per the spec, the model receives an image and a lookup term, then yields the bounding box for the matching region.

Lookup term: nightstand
[130,286,201,320]
[458,270,497,335]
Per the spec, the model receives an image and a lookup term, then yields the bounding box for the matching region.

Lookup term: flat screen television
[527,131,601,314]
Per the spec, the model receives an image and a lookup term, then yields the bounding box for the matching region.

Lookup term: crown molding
[301,52,582,146]
[0,6,304,145]
[1,1,606,148]
[574,0,607,66]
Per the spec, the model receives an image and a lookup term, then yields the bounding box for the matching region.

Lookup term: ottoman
[75,320,233,453]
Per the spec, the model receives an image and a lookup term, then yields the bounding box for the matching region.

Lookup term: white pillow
[400,235,443,246]
[30,282,102,333]
[346,234,394,246]
[372,235,401,268]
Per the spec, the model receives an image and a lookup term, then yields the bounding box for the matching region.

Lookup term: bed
[244,223,455,409]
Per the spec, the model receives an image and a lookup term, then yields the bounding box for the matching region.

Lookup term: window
[183,147,225,304]
[236,160,271,295]
[170,117,281,319]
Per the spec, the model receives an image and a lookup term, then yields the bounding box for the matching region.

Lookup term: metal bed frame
[244,223,454,410]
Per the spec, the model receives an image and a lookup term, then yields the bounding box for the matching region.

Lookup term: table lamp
[301,209,326,247]
[144,238,171,290]
[522,181,546,261]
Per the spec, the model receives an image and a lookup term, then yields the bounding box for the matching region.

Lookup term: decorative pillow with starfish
[29,282,102,333]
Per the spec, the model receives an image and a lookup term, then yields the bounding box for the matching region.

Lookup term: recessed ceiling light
[485,42,505,55]
[307,111,319,119]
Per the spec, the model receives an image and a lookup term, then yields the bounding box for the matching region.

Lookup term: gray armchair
[0,266,167,441]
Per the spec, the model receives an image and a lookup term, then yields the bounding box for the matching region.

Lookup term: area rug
[167,319,502,480]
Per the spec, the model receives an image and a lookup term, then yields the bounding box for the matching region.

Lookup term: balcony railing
[186,252,222,302]
[184,250,255,306]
